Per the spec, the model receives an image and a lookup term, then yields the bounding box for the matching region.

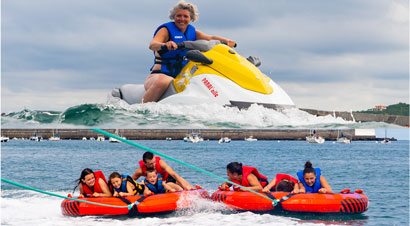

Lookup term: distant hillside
[355,103,409,116]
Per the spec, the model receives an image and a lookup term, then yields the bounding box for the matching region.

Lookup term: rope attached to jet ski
[91,129,279,206]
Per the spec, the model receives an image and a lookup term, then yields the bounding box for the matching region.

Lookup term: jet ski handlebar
[176,40,237,51]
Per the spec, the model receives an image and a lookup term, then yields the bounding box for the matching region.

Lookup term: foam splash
[175,190,236,216]
[2,100,391,129]
[1,189,341,226]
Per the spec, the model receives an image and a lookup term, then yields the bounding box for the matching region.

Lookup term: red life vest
[274,173,298,188]
[139,156,169,181]
[81,171,108,196]
[232,166,268,191]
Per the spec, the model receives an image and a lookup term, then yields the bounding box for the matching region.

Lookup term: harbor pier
[1,129,381,141]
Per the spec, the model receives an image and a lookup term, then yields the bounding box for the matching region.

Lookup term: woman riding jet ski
[111,40,295,110]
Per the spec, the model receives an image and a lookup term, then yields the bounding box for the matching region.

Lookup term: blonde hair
[169,1,199,22]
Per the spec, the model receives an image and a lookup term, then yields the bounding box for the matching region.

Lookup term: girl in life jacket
[144,168,183,195]
[220,162,268,192]
[108,172,146,197]
[74,168,112,198]
[294,161,333,194]
[262,173,298,192]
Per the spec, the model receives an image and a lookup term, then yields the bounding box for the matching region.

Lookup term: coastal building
[373,105,387,111]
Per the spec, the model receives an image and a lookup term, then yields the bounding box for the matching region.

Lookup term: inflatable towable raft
[211,189,368,214]
[61,188,210,216]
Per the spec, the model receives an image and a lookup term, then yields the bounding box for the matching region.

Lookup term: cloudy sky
[2,0,408,113]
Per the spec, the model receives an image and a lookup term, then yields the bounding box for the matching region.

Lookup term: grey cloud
[2,0,408,112]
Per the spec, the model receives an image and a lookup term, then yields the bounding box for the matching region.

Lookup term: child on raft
[108,172,146,197]
[144,168,183,195]
[293,161,333,194]
[75,168,112,198]
[262,173,298,192]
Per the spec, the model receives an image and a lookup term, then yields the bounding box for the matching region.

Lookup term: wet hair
[275,180,295,192]
[227,162,243,175]
[73,168,94,194]
[303,161,316,175]
[169,1,199,22]
[108,172,122,183]
[146,168,157,174]
[143,152,154,163]
[108,172,123,193]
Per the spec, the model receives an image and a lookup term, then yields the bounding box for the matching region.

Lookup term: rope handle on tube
[91,129,279,206]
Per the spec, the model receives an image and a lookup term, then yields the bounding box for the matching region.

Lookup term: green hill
[355,102,409,116]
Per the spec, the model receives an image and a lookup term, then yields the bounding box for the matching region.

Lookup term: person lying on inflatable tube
[220,162,268,192]
[132,152,194,190]
[293,161,333,194]
[74,168,112,198]
[108,172,146,197]
[144,168,183,195]
[262,173,298,192]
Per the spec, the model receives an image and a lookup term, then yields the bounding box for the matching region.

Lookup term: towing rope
[1,178,134,210]
[91,129,279,206]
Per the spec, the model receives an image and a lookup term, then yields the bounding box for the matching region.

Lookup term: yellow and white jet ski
[111,40,295,110]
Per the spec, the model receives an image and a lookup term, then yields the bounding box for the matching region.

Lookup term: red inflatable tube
[211,190,369,214]
[61,189,210,216]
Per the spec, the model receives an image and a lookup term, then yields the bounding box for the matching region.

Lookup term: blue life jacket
[297,168,322,193]
[151,22,196,78]
[144,173,166,194]
[114,174,137,194]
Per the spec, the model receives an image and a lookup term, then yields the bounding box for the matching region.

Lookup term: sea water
[1,139,409,226]
[0,102,400,129]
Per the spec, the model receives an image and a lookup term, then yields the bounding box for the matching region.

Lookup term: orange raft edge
[61,188,210,216]
[211,190,369,214]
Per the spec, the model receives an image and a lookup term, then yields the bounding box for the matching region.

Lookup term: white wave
[108,100,356,128]
[1,190,335,226]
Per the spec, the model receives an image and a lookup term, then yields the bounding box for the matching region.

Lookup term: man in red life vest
[131,152,193,190]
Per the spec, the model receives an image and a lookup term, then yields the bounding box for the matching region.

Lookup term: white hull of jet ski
[111,74,294,110]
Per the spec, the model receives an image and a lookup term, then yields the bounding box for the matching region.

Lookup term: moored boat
[244,136,257,142]
[61,188,210,216]
[211,189,368,214]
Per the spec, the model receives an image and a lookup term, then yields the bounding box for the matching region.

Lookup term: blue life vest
[114,174,137,194]
[297,168,322,193]
[144,173,166,194]
[151,22,196,78]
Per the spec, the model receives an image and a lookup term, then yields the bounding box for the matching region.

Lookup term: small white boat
[218,137,231,144]
[336,131,351,144]
[48,130,61,141]
[109,129,126,143]
[82,137,87,140]
[184,130,204,143]
[244,136,257,142]
[381,129,391,144]
[306,130,325,144]
[306,136,325,144]
[96,135,105,141]
[337,137,351,144]
[166,137,172,141]
[1,136,10,142]
[189,134,204,143]
[30,134,43,142]
[89,137,96,141]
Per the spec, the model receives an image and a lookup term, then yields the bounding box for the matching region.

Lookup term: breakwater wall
[1,129,379,141]
[300,108,409,127]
